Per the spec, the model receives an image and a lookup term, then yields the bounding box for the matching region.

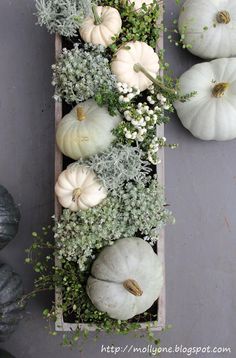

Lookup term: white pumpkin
[111,41,160,92]
[55,164,107,211]
[178,0,236,59]
[174,58,236,141]
[129,0,154,11]
[86,237,164,320]
[56,99,121,160]
[79,6,122,47]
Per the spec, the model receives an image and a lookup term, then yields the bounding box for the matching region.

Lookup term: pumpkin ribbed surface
[0,186,20,250]
[0,263,24,342]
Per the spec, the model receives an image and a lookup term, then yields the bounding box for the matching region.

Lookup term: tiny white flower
[127,93,134,99]
[125,131,132,139]
[139,128,147,135]
[123,97,130,103]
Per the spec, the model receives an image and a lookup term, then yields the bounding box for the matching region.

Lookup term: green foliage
[95,86,124,116]
[35,0,94,37]
[99,0,162,52]
[76,144,151,192]
[54,177,173,270]
[52,43,116,104]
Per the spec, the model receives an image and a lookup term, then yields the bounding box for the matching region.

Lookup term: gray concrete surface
[0,0,235,357]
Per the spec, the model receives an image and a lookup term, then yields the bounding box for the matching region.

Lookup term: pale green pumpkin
[56,99,121,160]
[86,237,164,320]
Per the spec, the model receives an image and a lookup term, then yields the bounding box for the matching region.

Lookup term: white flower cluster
[122,100,162,142]
[147,136,166,165]
[118,83,174,144]
[148,85,170,110]
[117,82,140,103]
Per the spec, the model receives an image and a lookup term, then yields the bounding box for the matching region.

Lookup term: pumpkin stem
[216,10,231,24]
[133,63,176,95]
[76,107,86,121]
[72,188,82,202]
[92,4,102,25]
[123,279,143,296]
[212,82,229,98]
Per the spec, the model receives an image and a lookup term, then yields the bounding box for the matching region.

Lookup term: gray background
[0,0,235,357]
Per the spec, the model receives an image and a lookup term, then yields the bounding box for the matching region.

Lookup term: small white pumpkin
[174,58,236,141]
[86,237,164,320]
[129,0,154,11]
[55,164,107,211]
[79,5,122,47]
[56,99,121,160]
[111,41,160,92]
[178,0,236,59]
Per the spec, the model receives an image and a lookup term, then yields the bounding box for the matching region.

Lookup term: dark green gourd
[0,263,24,342]
[0,186,21,250]
[0,349,15,357]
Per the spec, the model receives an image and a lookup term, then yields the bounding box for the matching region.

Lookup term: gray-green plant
[76,145,151,192]
[54,177,173,270]
[52,43,116,103]
[35,0,94,37]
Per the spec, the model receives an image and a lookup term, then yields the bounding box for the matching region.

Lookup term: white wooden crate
[54,12,166,331]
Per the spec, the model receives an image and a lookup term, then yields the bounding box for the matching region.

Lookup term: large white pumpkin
[55,164,107,211]
[174,58,236,141]
[111,41,160,92]
[86,237,164,320]
[79,6,122,47]
[178,0,236,59]
[56,99,121,160]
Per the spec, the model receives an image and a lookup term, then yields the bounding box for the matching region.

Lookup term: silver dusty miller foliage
[76,145,152,193]
[35,0,95,37]
[52,43,116,103]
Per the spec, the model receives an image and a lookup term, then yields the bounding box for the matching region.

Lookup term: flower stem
[92,4,102,25]
[133,63,176,94]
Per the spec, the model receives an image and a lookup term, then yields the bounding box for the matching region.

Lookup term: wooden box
[54,27,166,332]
